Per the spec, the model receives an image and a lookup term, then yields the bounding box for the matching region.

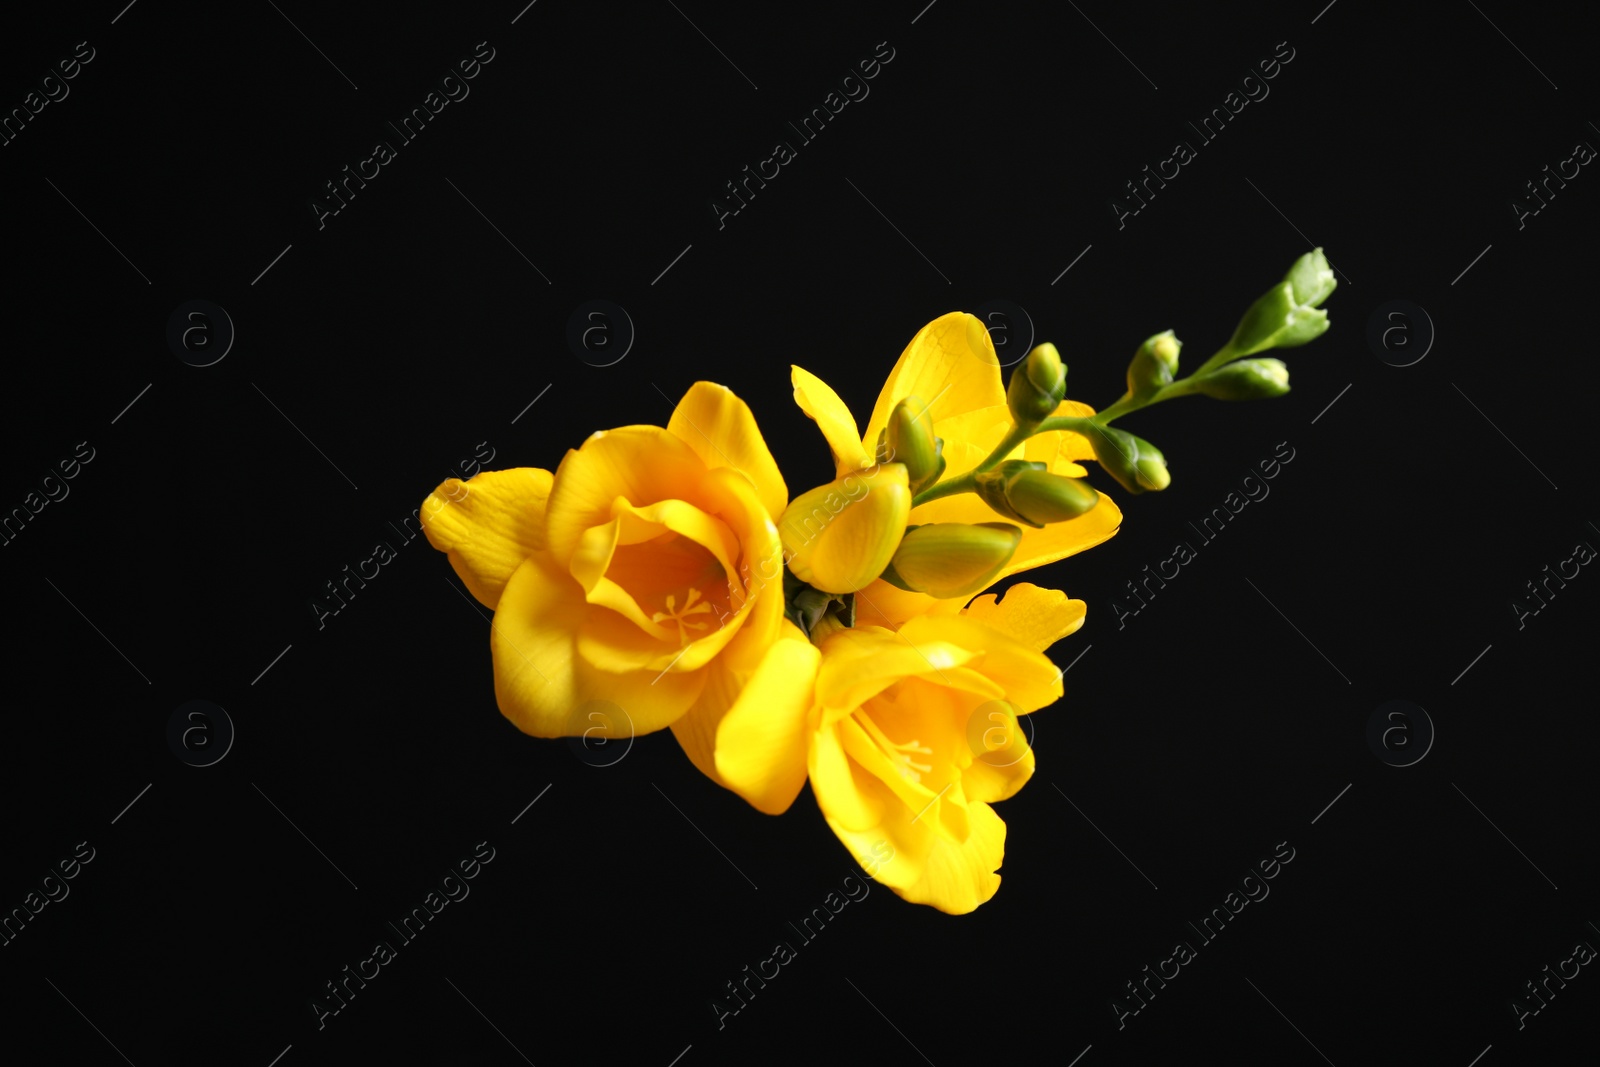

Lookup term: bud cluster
[780,248,1335,627]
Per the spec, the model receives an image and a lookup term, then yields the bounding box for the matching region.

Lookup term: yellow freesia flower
[420,382,809,746]
[710,581,1086,913]
[790,311,1124,623]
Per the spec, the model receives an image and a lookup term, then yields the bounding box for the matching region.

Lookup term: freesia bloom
[790,311,1124,626]
[420,382,807,749]
[713,582,1086,913]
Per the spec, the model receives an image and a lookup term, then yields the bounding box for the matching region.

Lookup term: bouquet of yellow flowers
[420,250,1336,913]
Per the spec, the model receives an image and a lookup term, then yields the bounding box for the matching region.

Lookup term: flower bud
[1227,248,1336,358]
[1087,425,1170,494]
[880,522,1022,599]
[1285,247,1337,307]
[886,395,945,494]
[1006,343,1067,424]
[974,460,1100,527]
[779,464,912,593]
[1127,330,1181,398]
[1191,358,1290,400]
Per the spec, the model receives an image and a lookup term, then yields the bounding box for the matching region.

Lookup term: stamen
[858,715,935,784]
[650,586,717,646]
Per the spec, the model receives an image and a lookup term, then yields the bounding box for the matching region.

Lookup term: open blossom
[419,382,807,746]
[712,582,1086,913]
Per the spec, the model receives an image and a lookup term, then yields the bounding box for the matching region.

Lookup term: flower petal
[492,549,704,737]
[667,381,788,520]
[814,625,979,716]
[959,699,1035,805]
[899,615,1063,713]
[692,466,787,660]
[671,620,805,789]
[809,720,886,833]
[1000,495,1122,581]
[670,657,740,789]
[840,706,969,846]
[1024,398,1099,474]
[544,426,709,564]
[421,468,552,610]
[898,799,1007,914]
[862,313,1007,456]
[927,405,1015,481]
[819,779,1007,913]
[791,366,871,476]
[962,583,1087,653]
[851,578,963,632]
[714,637,822,814]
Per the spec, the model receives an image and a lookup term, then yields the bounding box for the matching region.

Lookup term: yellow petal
[544,426,709,564]
[714,637,822,814]
[670,656,741,788]
[819,773,1008,913]
[840,705,969,846]
[1001,494,1122,581]
[851,578,963,631]
[568,496,745,662]
[1019,398,1099,476]
[1021,435,1088,478]
[959,699,1036,805]
[421,468,552,610]
[809,720,886,833]
[926,405,1015,481]
[962,583,1087,653]
[861,313,1007,456]
[492,549,704,737]
[667,381,788,520]
[780,465,911,594]
[791,366,870,476]
[898,799,1007,914]
[576,606,672,672]
[898,615,1063,713]
[813,625,980,715]
[694,467,787,665]
[670,619,805,787]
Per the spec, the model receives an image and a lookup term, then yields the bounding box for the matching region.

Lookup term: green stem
[911,472,977,507]
[911,375,1205,504]
[973,423,1035,474]
[1192,342,1242,379]
[1034,414,1100,435]
[1083,376,1207,428]
[1088,393,1137,424]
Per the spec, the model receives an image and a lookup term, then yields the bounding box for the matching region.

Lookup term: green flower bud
[1137,450,1171,491]
[880,522,1022,599]
[1191,358,1290,400]
[1008,468,1101,524]
[886,396,944,494]
[1227,247,1337,358]
[1127,330,1181,399]
[1087,425,1170,494]
[1007,343,1067,424]
[973,460,1100,527]
[974,460,1041,524]
[1285,247,1337,306]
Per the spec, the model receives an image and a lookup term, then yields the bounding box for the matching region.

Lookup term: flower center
[650,587,716,647]
[858,714,934,784]
[606,530,733,646]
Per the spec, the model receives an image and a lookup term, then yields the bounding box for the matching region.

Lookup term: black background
[2,2,1596,1065]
